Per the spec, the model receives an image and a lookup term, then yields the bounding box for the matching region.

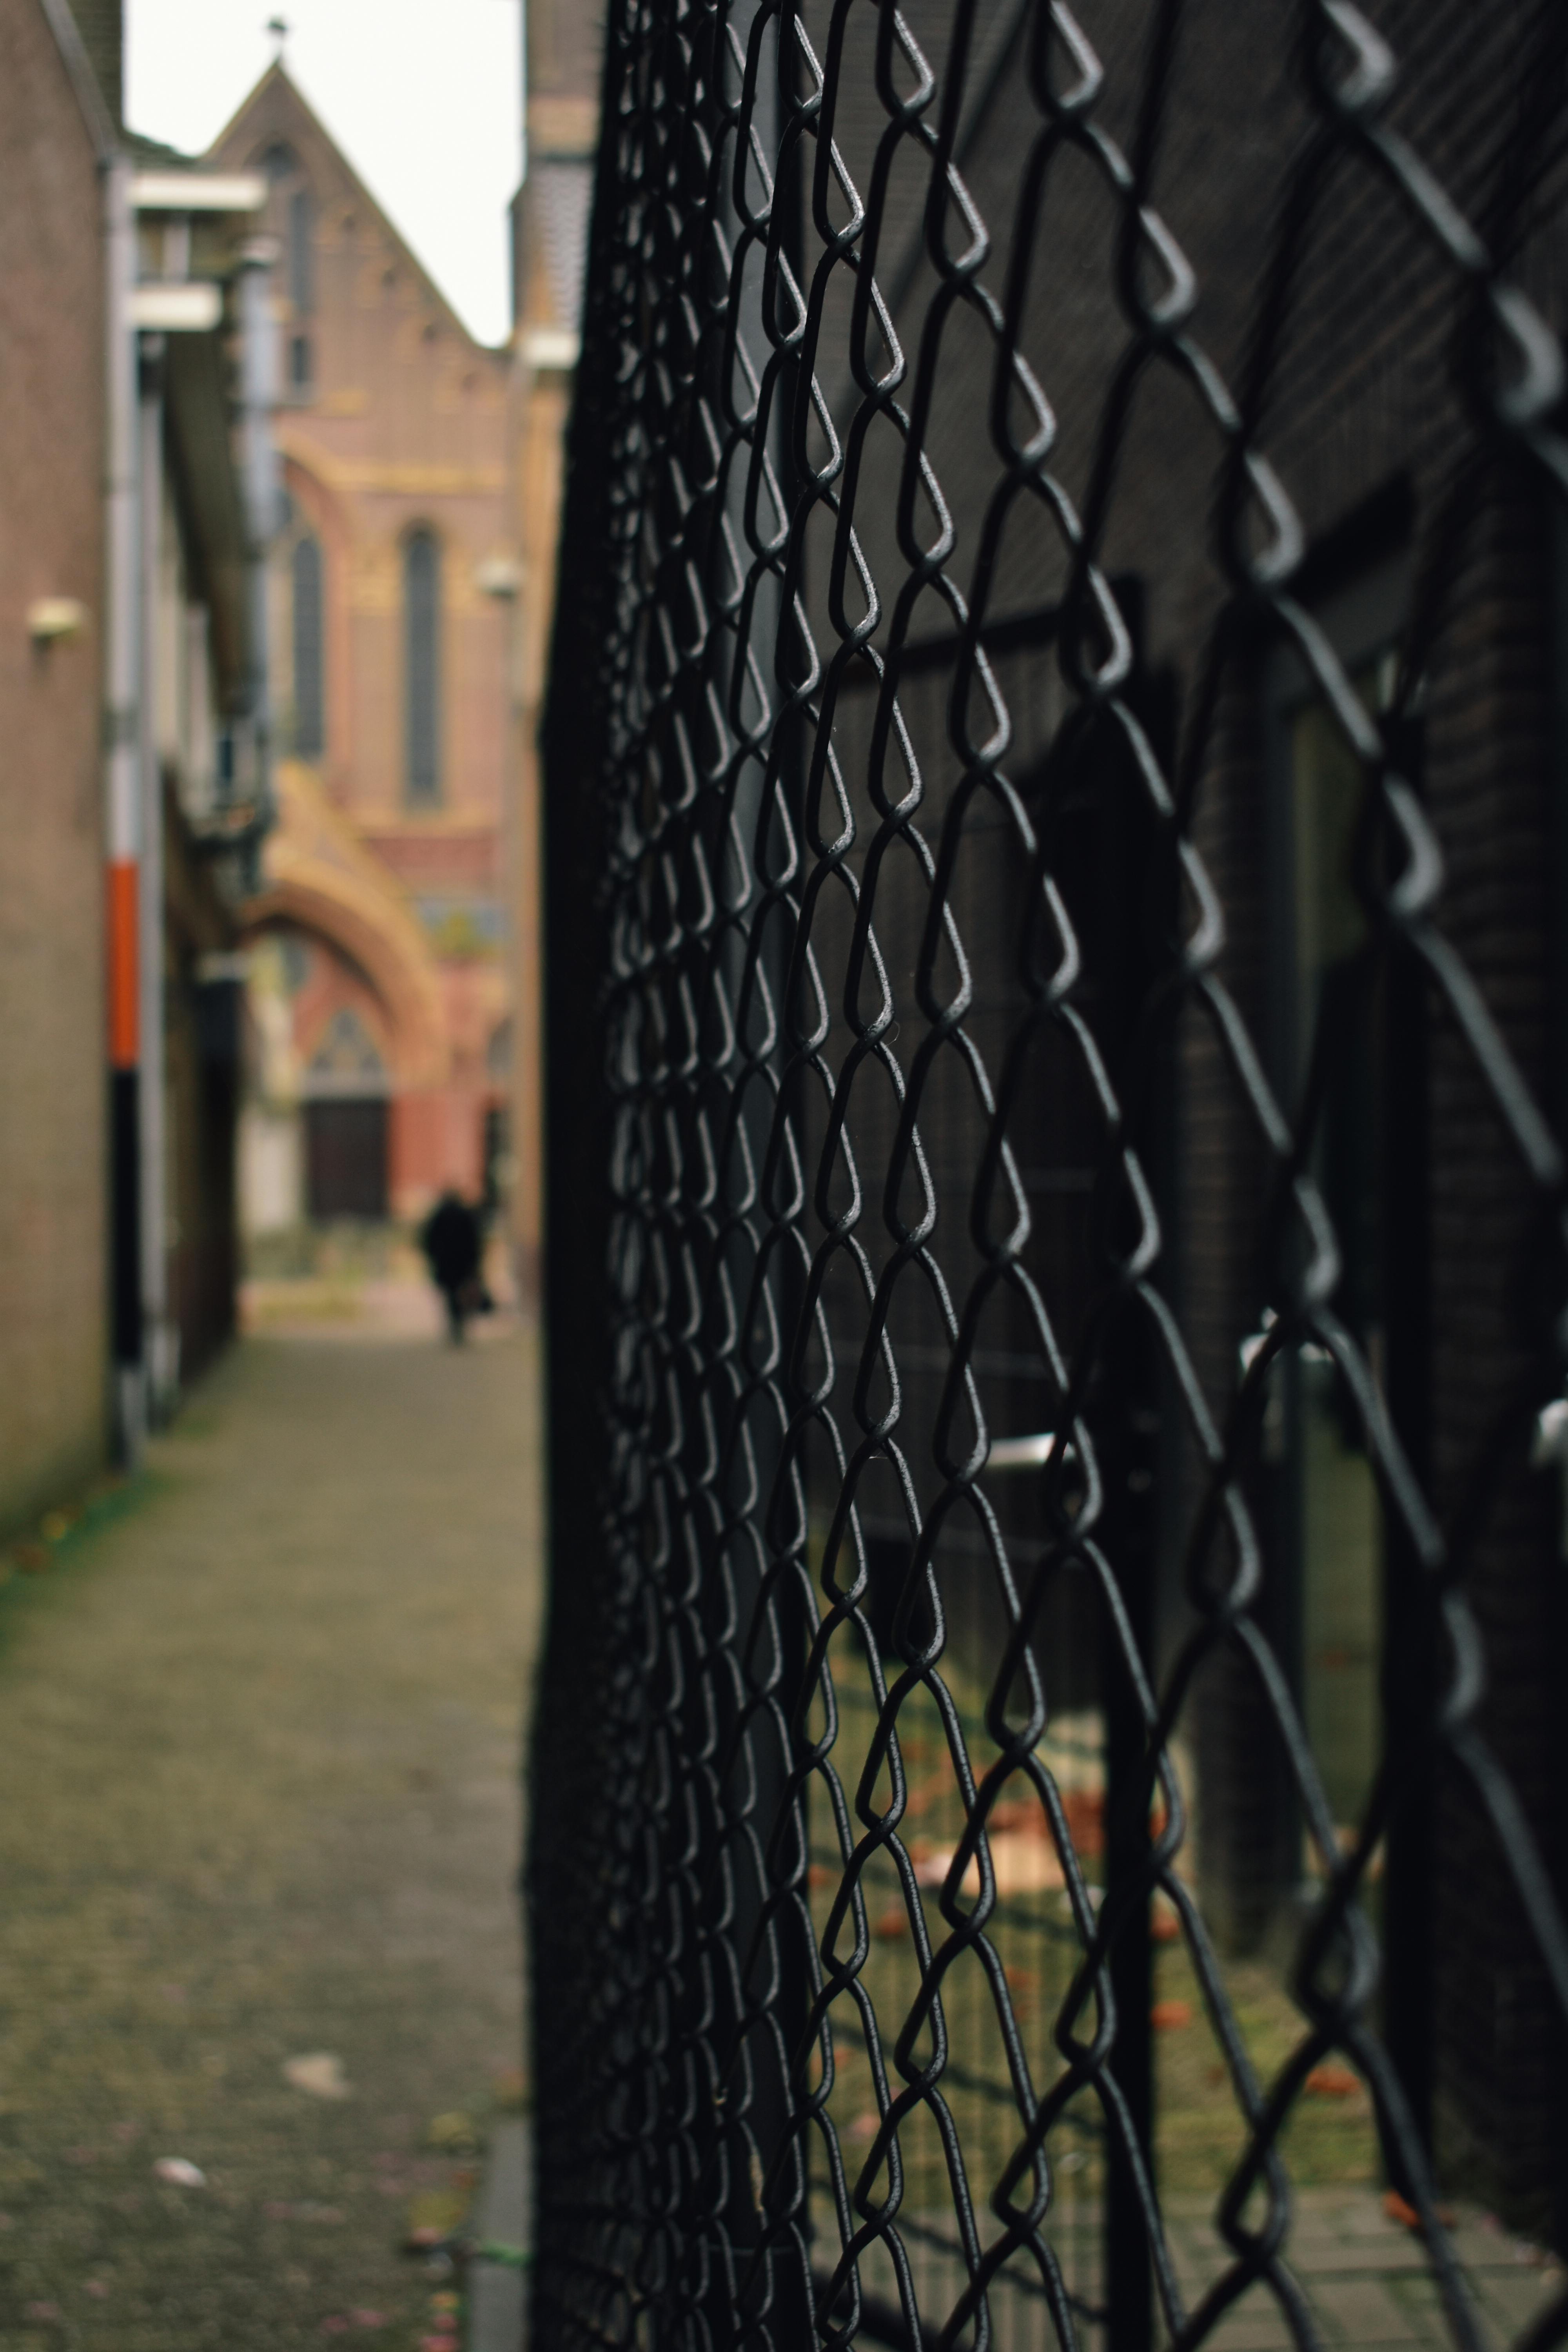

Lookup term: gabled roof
[37,0,116,162]
[203,62,503,361]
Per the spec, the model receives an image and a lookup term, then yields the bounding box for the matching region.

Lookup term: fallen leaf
[153,2157,206,2188]
[405,2187,468,2247]
[872,1906,909,1940]
[15,1543,48,1573]
[1062,1787,1104,1858]
[285,2053,350,2101]
[350,2312,388,2329]
[985,1799,1042,1837]
[26,2303,62,2321]
[990,1833,1064,1895]
[425,2110,476,2151]
[913,1846,974,1894]
[491,2067,527,2111]
[85,2280,109,2299]
[1383,2189,1456,2231]
[846,2112,879,2144]
[1151,1898,1182,1944]
[1305,2064,1360,2099]
[1150,2001,1192,2032]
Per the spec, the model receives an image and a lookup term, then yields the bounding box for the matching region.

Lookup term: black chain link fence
[530,1,1568,2343]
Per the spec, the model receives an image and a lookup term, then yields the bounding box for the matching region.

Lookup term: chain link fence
[530,2,1568,2344]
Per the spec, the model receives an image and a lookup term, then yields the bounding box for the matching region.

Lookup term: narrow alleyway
[0,1314,539,2350]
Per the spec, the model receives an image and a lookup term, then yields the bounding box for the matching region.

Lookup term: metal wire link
[532,2,1568,2346]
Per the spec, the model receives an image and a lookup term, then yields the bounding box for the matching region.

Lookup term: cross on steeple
[267,17,289,63]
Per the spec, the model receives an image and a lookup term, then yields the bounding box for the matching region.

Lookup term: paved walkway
[0,1311,539,2350]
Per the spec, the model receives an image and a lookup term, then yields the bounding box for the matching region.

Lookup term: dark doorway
[305,1098,389,1220]
[482,1103,508,1216]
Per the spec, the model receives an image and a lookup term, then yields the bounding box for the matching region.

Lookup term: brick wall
[803,0,1568,2231]
[0,0,109,1528]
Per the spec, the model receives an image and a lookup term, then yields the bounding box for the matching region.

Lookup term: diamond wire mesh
[531,1,1568,2346]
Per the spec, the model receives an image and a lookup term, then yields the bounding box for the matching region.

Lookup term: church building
[205,64,516,1238]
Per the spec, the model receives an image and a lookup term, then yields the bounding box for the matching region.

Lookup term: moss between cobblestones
[0,1326,539,2350]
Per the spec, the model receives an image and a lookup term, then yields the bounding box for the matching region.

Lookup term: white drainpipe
[237,236,279,860]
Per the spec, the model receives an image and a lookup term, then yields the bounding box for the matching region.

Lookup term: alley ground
[0,1304,538,2351]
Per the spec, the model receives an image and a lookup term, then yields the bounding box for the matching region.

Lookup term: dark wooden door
[305,1097,388,1220]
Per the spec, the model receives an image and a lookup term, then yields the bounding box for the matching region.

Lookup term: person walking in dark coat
[421,1191,483,1344]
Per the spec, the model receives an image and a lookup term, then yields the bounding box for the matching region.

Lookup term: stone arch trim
[243,759,447,1088]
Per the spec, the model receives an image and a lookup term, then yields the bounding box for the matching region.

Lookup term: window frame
[403,526,443,809]
[290,530,325,760]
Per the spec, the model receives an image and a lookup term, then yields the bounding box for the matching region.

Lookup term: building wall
[509,0,605,1305]
[762,0,1568,2236]
[207,69,514,1229]
[0,0,109,1527]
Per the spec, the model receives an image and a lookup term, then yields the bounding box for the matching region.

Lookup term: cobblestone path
[0,1320,539,2350]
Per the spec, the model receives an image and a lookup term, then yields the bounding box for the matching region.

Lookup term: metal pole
[103,151,143,1466]
[138,335,172,1422]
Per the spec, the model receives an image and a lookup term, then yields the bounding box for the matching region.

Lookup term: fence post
[1380,706,1434,2186]
[1102,1366,1157,2352]
[1098,586,1176,2350]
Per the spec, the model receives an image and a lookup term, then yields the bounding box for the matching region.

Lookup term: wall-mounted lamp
[475,555,524,601]
[27,598,89,645]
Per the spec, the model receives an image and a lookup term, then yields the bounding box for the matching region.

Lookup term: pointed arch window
[291,532,324,758]
[289,187,314,316]
[404,530,442,806]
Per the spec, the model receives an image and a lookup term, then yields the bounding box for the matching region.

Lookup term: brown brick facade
[801,0,1568,2236]
[205,68,516,1231]
[0,0,111,1530]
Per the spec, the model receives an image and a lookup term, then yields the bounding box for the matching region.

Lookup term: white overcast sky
[127,1,523,348]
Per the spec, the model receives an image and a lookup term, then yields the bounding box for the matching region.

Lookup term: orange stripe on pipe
[107,859,138,1069]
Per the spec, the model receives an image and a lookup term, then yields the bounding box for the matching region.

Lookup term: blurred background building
[203,64,516,1254]
[0,0,584,1517]
[0,0,270,1499]
[505,0,602,1306]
